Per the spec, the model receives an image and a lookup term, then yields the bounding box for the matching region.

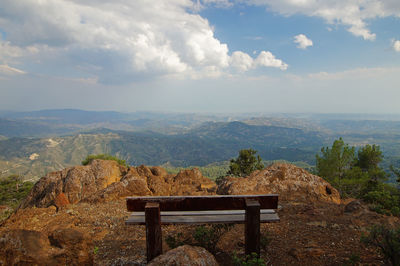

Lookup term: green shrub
[363,190,399,216]
[165,232,187,249]
[193,224,232,254]
[232,253,266,266]
[81,154,128,167]
[165,224,232,254]
[0,175,33,208]
[361,225,400,266]
[0,175,34,222]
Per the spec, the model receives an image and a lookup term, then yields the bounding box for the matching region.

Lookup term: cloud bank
[0,0,287,84]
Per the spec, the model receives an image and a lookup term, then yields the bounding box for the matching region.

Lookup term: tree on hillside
[316,138,355,183]
[227,149,264,177]
[355,144,383,171]
[390,165,400,183]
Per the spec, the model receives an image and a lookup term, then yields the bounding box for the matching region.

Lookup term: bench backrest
[126,194,278,211]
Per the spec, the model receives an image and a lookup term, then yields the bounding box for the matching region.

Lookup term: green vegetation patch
[0,175,34,222]
[81,154,128,167]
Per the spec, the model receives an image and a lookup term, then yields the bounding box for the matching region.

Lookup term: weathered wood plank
[125,211,279,225]
[126,194,278,212]
[245,200,260,256]
[145,202,162,262]
[129,209,276,216]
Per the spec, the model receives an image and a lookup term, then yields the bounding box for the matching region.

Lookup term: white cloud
[0,64,26,76]
[293,34,313,49]
[255,51,288,70]
[242,0,400,41]
[230,50,288,71]
[393,40,400,52]
[0,0,287,84]
[230,51,254,71]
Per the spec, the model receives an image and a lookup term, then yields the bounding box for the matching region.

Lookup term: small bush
[165,224,232,254]
[361,225,400,266]
[165,232,187,249]
[193,224,232,254]
[363,190,399,216]
[233,253,266,266]
[81,154,128,167]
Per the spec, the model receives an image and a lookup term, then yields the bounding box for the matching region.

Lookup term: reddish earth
[0,161,398,265]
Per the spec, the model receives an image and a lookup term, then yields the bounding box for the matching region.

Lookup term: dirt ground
[3,198,395,265]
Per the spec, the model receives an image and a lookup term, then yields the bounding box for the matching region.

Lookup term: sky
[0,0,399,114]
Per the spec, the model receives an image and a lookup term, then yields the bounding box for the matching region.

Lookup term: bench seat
[125,194,279,262]
[126,209,279,224]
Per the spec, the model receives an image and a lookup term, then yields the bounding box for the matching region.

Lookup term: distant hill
[1,109,400,181]
[0,121,325,180]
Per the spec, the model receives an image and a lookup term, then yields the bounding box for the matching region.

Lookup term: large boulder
[148,245,218,266]
[0,229,93,265]
[20,159,126,208]
[217,163,340,204]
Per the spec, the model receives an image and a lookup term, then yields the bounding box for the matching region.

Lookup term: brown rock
[0,229,93,265]
[217,163,341,204]
[169,168,217,195]
[84,168,152,202]
[148,245,218,266]
[54,192,70,210]
[20,159,125,208]
[21,162,216,207]
[48,228,93,264]
[344,200,363,213]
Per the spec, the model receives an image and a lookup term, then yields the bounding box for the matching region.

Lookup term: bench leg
[245,199,260,257]
[145,202,162,262]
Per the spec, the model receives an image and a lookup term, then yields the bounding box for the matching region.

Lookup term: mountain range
[1,109,400,181]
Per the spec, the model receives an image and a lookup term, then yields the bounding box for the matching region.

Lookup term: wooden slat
[125,212,279,225]
[126,194,278,212]
[129,209,276,216]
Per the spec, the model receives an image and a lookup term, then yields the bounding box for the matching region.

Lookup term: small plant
[361,225,400,266]
[93,246,99,255]
[233,252,266,266]
[363,190,400,216]
[193,224,233,254]
[81,154,128,167]
[165,224,232,254]
[165,232,187,249]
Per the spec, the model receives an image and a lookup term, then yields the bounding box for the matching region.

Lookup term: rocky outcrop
[21,160,217,208]
[20,160,126,208]
[217,163,340,204]
[0,228,93,265]
[148,245,218,266]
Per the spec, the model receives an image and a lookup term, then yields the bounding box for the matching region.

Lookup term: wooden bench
[125,194,279,262]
